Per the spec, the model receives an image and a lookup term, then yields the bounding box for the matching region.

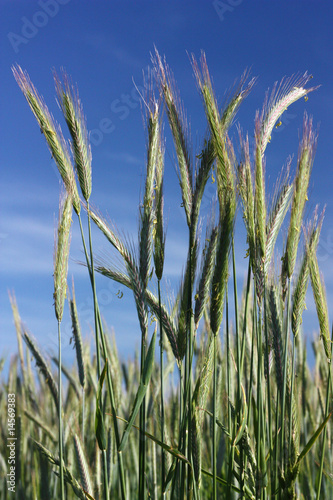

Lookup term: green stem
[87,209,109,500]
[77,212,126,500]
[213,333,217,500]
[180,340,188,498]
[288,333,296,455]
[78,213,91,274]
[82,388,85,441]
[180,227,195,497]
[139,330,147,500]
[273,389,280,498]
[187,228,195,496]
[232,239,241,404]
[232,238,244,498]
[102,449,109,500]
[98,312,126,499]
[316,324,333,499]
[255,303,262,499]
[263,285,272,483]
[57,321,65,500]
[226,288,231,435]
[280,278,291,477]
[87,201,101,379]
[240,260,252,383]
[171,364,184,499]
[226,288,234,499]
[158,279,166,498]
[246,284,256,431]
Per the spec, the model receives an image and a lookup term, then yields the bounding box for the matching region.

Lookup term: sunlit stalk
[77,211,126,499]
[232,238,245,497]
[57,321,65,500]
[316,324,333,499]
[158,279,166,498]
[280,279,292,474]
[213,333,217,500]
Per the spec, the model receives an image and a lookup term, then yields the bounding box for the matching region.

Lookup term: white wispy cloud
[1,209,85,277]
[1,214,54,275]
[103,151,144,166]
[0,180,59,210]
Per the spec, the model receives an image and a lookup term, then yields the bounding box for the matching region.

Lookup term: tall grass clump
[1,51,331,499]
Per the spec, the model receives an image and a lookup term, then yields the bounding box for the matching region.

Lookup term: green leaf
[95,360,108,450]
[201,407,231,438]
[233,385,248,446]
[296,412,332,467]
[164,458,177,494]
[119,330,156,451]
[201,468,255,498]
[116,412,189,462]
[142,329,157,386]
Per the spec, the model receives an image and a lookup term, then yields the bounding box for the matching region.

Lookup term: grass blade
[119,330,156,452]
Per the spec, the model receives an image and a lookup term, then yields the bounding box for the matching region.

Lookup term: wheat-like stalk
[258,73,319,156]
[153,143,166,281]
[210,194,235,336]
[153,48,193,227]
[269,285,284,399]
[52,356,81,399]
[23,331,59,408]
[9,54,333,500]
[33,440,93,500]
[24,408,57,443]
[139,95,160,289]
[191,335,214,487]
[238,131,256,267]
[292,209,324,338]
[126,245,149,341]
[69,279,86,390]
[94,263,180,362]
[9,291,25,382]
[54,194,72,322]
[307,222,331,361]
[265,181,293,275]
[254,116,267,263]
[192,136,215,231]
[54,70,92,203]
[53,192,73,500]
[194,225,218,328]
[177,237,198,359]
[192,53,237,194]
[282,114,317,282]
[88,207,129,260]
[73,434,94,497]
[12,65,81,214]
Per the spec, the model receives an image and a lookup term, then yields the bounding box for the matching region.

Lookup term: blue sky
[1,0,332,368]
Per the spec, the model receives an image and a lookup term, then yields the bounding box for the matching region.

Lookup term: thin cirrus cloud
[0,182,81,278]
[1,214,54,275]
[103,151,145,166]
